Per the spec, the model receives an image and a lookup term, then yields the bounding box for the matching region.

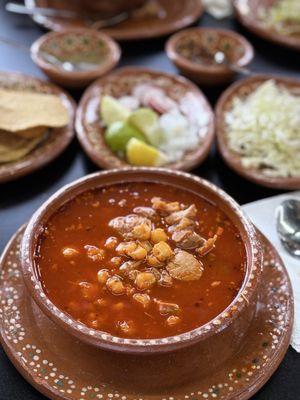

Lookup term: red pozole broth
[35,182,246,339]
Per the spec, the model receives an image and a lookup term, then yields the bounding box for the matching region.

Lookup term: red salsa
[35,182,246,339]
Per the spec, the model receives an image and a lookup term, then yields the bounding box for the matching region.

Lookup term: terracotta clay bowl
[21,167,263,391]
[78,0,146,17]
[1,224,293,398]
[166,27,254,86]
[31,29,121,89]
[75,66,215,171]
[215,74,300,190]
[24,0,204,41]
[0,71,76,184]
[234,0,300,51]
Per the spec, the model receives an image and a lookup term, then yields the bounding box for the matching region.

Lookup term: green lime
[105,121,146,153]
[100,95,131,126]
[129,108,163,146]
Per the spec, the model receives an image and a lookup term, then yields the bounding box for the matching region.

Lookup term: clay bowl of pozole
[21,168,262,386]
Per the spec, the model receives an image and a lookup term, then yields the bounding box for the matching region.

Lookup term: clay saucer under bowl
[234,0,300,51]
[166,28,254,86]
[0,223,293,400]
[215,74,300,190]
[24,0,204,41]
[31,29,121,89]
[75,67,215,171]
[0,71,76,184]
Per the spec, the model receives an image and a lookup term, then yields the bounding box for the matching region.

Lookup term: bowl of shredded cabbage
[234,0,300,51]
[216,74,300,189]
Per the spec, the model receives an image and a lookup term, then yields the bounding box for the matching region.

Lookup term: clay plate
[31,29,121,89]
[215,74,300,190]
[24,0,204,41]
[166,27,254,86]
[234,0,300,52]
[76,67,215,171]
[0,72,76,184]
[0,225,293,400]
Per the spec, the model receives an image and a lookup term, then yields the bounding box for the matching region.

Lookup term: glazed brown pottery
[234,0,300,51]
[0,71,76,184]
[20,168,263,388]
[215,74,300,190]
[1,197,293,399]
[78,0,146,17]
[75,67,215,171]
[24,0,204,41]
[31,29,121,89]
[166,28,254,86]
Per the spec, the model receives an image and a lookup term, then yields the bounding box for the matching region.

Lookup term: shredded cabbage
[260,0,300,35]
[225,80,300,177]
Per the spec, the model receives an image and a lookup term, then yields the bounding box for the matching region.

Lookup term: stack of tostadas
[0,89,69,163]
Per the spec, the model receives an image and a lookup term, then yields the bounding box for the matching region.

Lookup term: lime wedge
[105,121,146,153]
[129,108,163,146]
[126,138,168,167]
[100,95,131,126]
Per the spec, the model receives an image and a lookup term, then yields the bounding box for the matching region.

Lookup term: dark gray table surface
[0,2,299,399]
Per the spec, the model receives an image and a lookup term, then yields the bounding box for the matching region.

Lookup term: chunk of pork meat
[133,206,158,220]
[172,230,205,250]
[109,214,152,240]
[197,235,218,256]
[155,300,180,316]
[165,204,197,225]
[166,249,203,281]
[151,197,181,215]
[168,217,195,233]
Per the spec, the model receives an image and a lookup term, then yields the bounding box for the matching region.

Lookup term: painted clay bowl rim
[165,27,254,75]
[0,71,76,184]
[30,28,121,81]
[75,66,215,171]
[215,74,300,190]
[24,0,204,41]
[21,167,262,354]
[234,0,300,52]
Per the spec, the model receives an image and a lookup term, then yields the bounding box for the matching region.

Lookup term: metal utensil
[214,50,252,76]
[6,2,78,18]
[276,199,300,257]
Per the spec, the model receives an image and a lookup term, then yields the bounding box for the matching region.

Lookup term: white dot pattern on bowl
[0,203,292,399]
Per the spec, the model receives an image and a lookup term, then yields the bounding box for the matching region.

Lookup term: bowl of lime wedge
[76,67,215,171]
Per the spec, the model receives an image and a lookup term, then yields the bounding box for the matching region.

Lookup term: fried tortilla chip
[0,89,68,132]
[0,129,46,163]
[14,126,47,139]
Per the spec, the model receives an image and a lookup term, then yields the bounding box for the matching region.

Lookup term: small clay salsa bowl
[31,29,121,89]
[76,66,215,171]
[21,168,262,388]
[166,28,254,86]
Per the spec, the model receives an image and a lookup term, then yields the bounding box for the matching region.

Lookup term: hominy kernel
[106,276,125,295]
[104,237,118,250]
[129,245,147,260]
[151,228,168,243]
[152,241,173,261]
[166,315,181,326]
[62,247,79,258]
[97,269,110,284]
[133,293,151,308]
[135,272,156,290]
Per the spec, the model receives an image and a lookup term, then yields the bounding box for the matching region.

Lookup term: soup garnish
[35,182,246,339]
